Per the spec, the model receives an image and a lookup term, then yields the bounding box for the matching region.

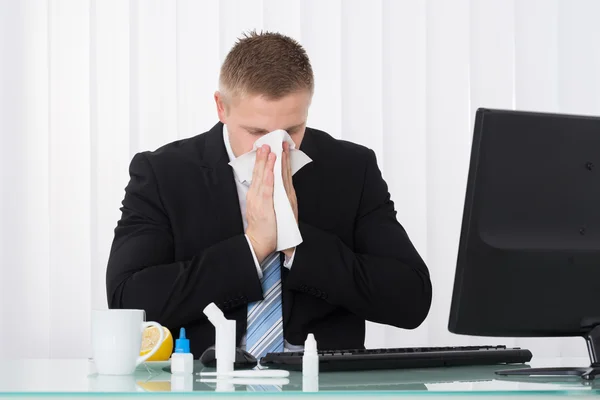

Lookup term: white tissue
[229,129,312,251]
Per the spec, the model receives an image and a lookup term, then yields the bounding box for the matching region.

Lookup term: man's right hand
[246,144,277,264]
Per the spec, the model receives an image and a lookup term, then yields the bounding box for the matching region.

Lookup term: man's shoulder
[306,127,373,161]
[134,124,219,168]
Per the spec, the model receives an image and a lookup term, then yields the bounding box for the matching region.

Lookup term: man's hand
[246,145,277,264]
[282,141,298,259]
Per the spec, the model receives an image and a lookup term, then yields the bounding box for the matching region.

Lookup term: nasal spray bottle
[202,303,236,392]
[203,303,236,375]
[302,333,319,392]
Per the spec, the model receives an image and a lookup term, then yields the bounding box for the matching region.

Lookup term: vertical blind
[1,0,599,358]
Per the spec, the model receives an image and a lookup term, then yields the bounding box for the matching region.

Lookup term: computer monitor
[449,108,600,380]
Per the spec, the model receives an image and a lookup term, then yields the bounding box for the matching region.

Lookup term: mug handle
[136,321,166,366]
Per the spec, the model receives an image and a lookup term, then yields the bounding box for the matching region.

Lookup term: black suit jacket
[106,122,432,357]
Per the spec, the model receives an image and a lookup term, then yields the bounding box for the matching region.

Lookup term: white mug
[91,309,165,375]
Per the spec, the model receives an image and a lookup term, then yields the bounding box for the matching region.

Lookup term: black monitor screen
[449,108,600,338]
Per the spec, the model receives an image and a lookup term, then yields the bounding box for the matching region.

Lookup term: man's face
[214,90,311,157]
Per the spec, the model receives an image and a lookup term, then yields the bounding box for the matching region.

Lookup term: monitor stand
[496,324,600,381]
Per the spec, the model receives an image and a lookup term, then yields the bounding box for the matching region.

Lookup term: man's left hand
[282,141,297,258]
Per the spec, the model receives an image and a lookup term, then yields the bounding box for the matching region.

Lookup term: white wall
[1,0,599,359]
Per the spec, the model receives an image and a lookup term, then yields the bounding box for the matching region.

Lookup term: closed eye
[245,128,269,136]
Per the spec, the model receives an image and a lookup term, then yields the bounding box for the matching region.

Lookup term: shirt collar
[222,124,237,163]
[223,124,249,186]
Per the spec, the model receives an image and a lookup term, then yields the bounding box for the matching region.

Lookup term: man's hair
[219,30,314,101]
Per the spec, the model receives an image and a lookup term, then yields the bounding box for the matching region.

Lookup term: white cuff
[244,234,263,279]
[283,248,296,269]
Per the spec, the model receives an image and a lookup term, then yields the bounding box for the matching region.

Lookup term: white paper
[229,129,312,251]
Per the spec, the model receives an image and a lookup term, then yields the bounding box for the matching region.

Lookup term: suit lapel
[201,123,245,244]
[294,127,323,229]
[283,128,323,332]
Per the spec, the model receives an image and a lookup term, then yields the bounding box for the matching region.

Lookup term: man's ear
[214,91,227,123]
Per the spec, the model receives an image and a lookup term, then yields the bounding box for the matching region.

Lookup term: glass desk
[1,357,599,399]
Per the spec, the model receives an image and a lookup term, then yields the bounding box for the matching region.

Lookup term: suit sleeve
[286,149,432,329]
[106,153,263,329]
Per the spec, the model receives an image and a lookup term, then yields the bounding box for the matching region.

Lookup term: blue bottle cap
[175,327,190,353]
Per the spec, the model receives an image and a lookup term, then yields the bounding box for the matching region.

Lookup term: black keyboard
[260,345,532,372]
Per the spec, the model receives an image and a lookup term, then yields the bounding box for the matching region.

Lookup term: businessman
[106,31,432,358]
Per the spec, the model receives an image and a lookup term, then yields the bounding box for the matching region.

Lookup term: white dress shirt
[223,125,303,352]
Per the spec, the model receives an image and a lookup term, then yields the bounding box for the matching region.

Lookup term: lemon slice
[140,326,173,362]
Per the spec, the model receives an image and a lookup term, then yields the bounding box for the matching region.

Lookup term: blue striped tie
[246,252,284,358]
